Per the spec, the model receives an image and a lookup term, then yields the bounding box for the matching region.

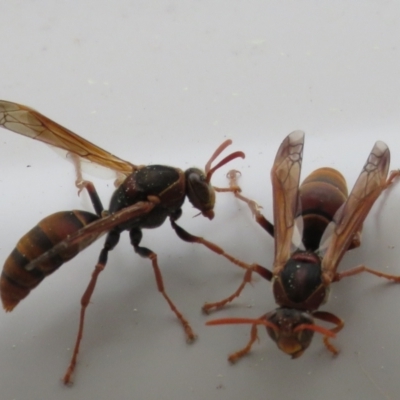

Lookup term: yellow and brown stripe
[1,210,98,311]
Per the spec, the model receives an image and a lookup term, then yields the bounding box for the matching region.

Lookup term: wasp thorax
[265,308,315,358]
[185,168,215,219]
[273,252,329,312]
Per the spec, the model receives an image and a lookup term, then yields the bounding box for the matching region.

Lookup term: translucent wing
[0,100,136,175]
[321,141,390,283]
[25,201,155,272]
[271,131,305,272]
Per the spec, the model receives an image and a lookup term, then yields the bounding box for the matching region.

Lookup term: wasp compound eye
[185,168,215,219]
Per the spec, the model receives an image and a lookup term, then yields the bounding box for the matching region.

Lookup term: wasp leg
[213,168,242,192]
[69,153,105,216]
[384,169,400,188]
[170,220,251,271]
[333,264,400,283]
[228,323,259,363]
[170,217,269,313]
[63,230,120,385]
[224,170,274,237]
[202,264,272,313]
[213,186,240,193]
[129,228,196,343]
[202,267,253,313]
[234,191,274,237]
[312,311,344,356]
[213,168,242,193]
[69,152,92,193]
[80,182,104,217]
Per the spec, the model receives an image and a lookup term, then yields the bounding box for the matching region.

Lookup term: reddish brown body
[272,167,360,313]
[207,131,400,362]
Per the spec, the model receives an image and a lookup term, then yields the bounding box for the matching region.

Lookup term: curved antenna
[293,323,336,338]
[204,140,245,183]
[206,317,278,331]
[206,317,336,338]
[205,140,232,173]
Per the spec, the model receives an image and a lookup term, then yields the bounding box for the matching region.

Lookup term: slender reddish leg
[63,243,115,385]
[384,170,400,188]
[69,153,104,216]
[170,220,252,270]
[149,251,196,342]
[312,311,344,355]
[202,264,272,313]
[333,265,400,283]
[225,170,274,237]
[129,229,196,342]
[228,323,259,363]
[202,268,254,313]
[62,169,110,385]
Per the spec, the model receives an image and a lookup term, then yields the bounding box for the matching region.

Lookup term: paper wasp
[207,131,400,362]
[0,100,247,384]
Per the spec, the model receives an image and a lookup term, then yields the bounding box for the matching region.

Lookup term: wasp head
[185,140,244,219]
[265,308,316,358]
[185,168,216,219]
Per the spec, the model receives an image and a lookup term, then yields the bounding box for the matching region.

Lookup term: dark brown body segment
[298,167,348,251]
[272,168,350,311]
[1,211,98,311]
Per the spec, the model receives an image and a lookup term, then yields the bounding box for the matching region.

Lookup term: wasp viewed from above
[207,131,400,362]
[0,100,248,384]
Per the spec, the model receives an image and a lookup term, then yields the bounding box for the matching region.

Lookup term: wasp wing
[25,201,155,272]
[0,100,136,175]
[271,131,305,272]
[321,141,390,283]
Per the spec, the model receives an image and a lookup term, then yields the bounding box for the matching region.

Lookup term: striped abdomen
[298,167,350,251]
[1,210,99,311]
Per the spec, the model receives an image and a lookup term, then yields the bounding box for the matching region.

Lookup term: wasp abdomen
[1,211,98,311]
[298,167,348,251]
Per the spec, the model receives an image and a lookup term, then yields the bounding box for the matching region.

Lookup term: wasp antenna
[206,317,278,331]
[293,323,336,338]
[206,151,245,183]
[205,139,233,174]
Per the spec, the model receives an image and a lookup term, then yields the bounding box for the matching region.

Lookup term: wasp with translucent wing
[206,131,400,362]
[0,100,248,384]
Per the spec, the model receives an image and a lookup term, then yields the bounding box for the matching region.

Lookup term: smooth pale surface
[0,2,400,399]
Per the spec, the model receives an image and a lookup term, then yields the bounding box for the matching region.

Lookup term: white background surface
[1,1,400,399]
